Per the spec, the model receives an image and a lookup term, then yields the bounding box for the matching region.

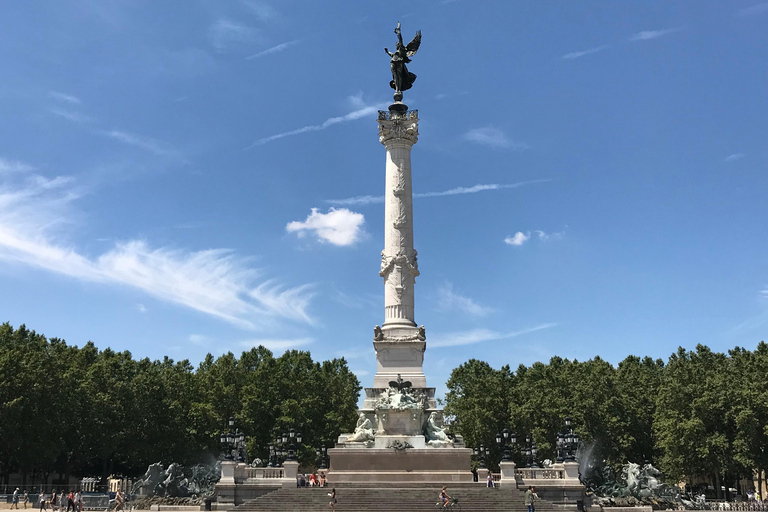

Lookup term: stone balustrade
[515,468,566,480]
[243,467,286,480]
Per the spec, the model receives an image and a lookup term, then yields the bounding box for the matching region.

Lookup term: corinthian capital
[378,116,419,146]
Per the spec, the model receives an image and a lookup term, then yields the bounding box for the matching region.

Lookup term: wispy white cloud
[415,180,548,199]
[430,323,557,348]
[105,130,180,158]
[463,127,529,150]
[505,229,565,246]
[0,166,316,330]
[535,229,565,241]
[326,179,551,206]
[736,2,768,16]
[0,158,34,174]
[437,282,493,317]
[351,368,370,376]
[50,108,92,124]
[504,232,530,246]
[248,95,388,147]
[246,39,300,60]
[286,207,366,246]
[240,0,278,22]
[136,303,147,313]
[49,91,82,104]
[562,45,610,60]
[725,153,745,162]
[208,19,260,51]
[326,194,383,206]
[240,337,313,351]
[629,28,682,41]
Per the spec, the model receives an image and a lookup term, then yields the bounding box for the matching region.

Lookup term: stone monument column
[373,106,426,389]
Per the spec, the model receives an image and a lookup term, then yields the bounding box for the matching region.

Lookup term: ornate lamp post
[563,416,580,461]
[315,445,328,469]
[473,444,488,469]
[287,428,303,461]
[523,434,539,468]
[220,416,246,461]
[556,431,566,463]
[495,428,516,462]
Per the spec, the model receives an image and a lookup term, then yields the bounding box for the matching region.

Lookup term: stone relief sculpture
[132,462,164,495]
[346,412,375,443]
[425,412,453,446]
[375,374,426,410]
[132,461,220,498]
[580,455,686,508]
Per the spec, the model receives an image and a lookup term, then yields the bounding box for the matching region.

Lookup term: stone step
[232,486,559,512]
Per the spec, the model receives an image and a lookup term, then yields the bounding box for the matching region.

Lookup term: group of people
[10,489,28,509]
[748,490,764,503]
[34,490,84,512]
[297,472,327,487]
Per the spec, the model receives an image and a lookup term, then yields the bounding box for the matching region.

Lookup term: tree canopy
[444,342,767,497]
[0,322,360,486]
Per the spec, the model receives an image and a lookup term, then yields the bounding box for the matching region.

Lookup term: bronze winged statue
[385,22,421,102]
[388,373,412,391]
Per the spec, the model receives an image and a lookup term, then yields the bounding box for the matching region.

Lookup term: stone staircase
[232,484,560,512]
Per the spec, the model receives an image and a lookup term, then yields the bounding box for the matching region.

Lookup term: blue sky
[0,1,766,399]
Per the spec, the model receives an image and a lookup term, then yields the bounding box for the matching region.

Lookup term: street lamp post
[315,445,328,469]
[267,442,276,467]
[220,416,246,461]
[495,428,517,462]
[522,434,539,468]
[563,416,580,462]
[287,428,303,461]
[473,444,488,469]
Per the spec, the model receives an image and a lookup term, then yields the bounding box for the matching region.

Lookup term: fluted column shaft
[378,111,419,328]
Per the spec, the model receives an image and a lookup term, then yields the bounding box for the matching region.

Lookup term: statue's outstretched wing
[406,30,421,57]
[388,379,413,389]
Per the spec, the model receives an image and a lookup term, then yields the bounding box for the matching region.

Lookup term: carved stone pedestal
[326,446,473,483]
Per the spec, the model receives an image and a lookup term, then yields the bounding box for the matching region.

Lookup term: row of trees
[443,342,768,497]
[0,323,361,488]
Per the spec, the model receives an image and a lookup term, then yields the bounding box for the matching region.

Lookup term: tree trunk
[715,472,722,500]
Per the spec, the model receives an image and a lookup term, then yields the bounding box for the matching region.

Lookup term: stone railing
[712,501,768,511]
[515,468,565,480]
[243,467,286,480]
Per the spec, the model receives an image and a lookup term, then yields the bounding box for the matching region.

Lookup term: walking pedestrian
[114,489,125,512]
[24,490,29,509]
[328,488,336,511]
[12,488,20,509]
[38,491,47,512]
[524,486,539,512]
[74,491,81,512]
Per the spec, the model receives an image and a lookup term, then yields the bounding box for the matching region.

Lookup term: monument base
[326,446,473,483]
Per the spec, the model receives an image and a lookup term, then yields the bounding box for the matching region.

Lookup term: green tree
[654,345,739,498]
[444,359,514,469]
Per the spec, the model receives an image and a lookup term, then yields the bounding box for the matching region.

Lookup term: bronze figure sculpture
[385,22,421,102]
